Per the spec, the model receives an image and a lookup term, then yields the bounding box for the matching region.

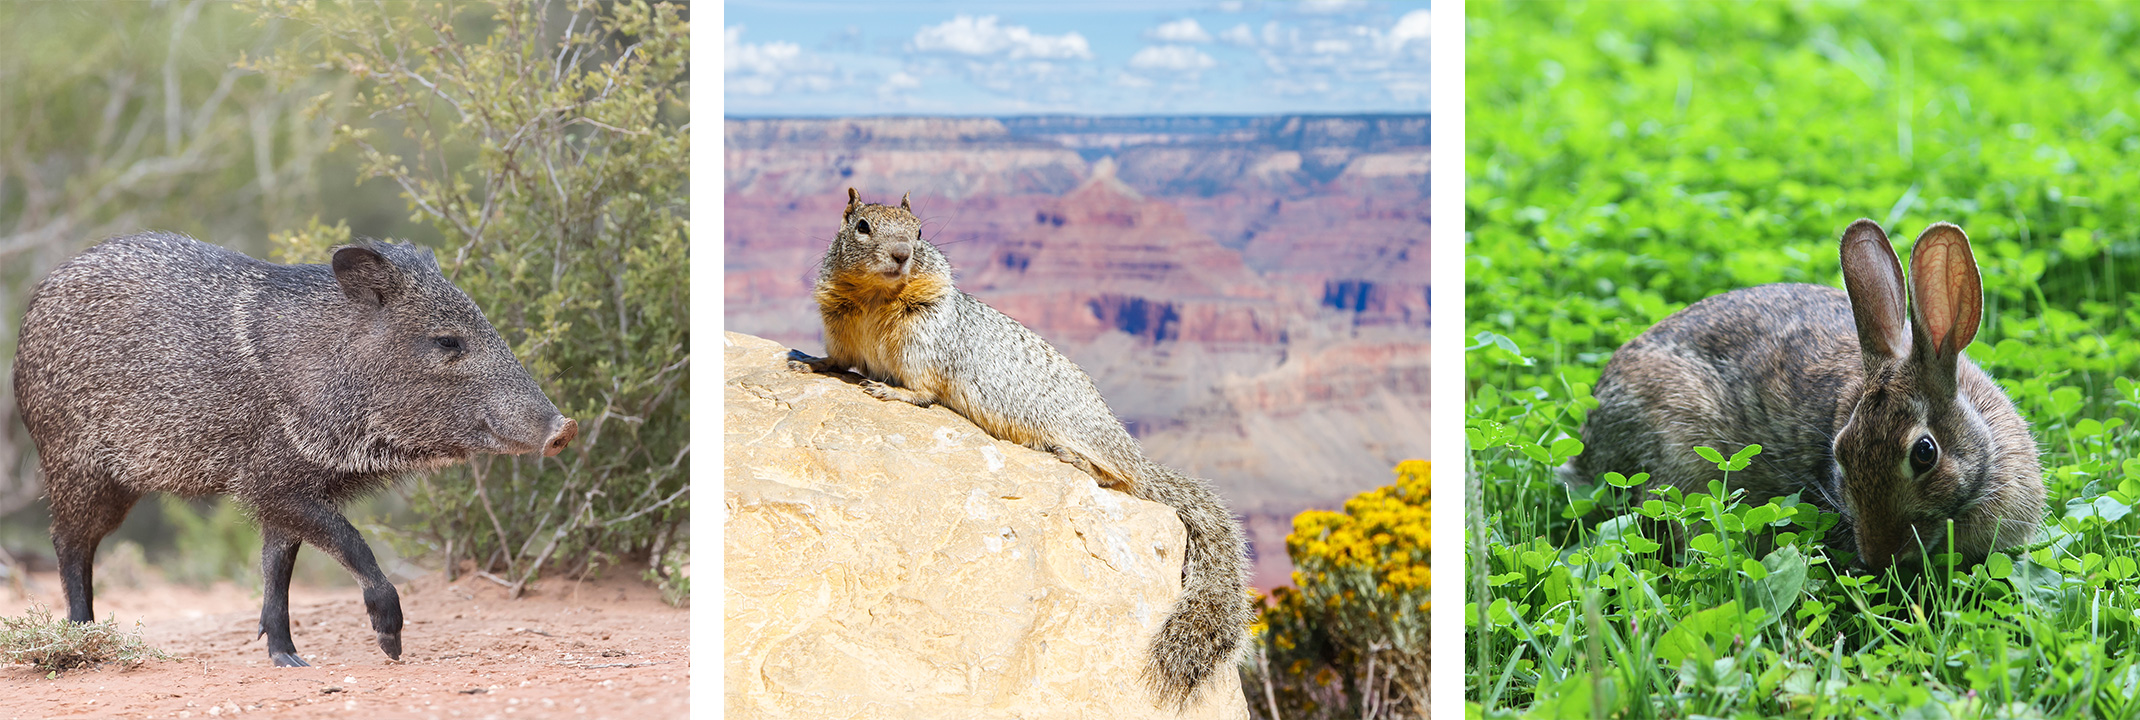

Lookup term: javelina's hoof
[543,417,578,457]
[272,652,310,668]
[377,631,402,660]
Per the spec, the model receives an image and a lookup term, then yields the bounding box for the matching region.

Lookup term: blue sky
[724,1,1429,116]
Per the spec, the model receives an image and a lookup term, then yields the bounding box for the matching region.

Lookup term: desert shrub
[244,0,689,595]
[1246,459,1429,720]
[0,603,173,672]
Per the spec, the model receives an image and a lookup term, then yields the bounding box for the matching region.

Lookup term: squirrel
[789,188,1253,710]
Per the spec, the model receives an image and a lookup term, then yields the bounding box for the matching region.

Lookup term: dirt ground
[0,567,688,720]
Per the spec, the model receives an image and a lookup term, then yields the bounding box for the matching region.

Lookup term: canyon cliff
[724,115,1428,589]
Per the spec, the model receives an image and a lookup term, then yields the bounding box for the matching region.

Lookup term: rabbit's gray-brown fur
[1570,219,2044,571]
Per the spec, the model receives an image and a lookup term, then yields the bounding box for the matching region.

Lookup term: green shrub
[244,0,689,595]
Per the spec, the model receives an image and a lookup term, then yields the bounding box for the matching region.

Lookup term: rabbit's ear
[1840,219,1908,367]
[1908,222,1983,387]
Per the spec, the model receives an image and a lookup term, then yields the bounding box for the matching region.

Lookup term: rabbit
[1567,219,2045,572]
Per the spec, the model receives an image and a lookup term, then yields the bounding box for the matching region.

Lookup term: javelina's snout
[544,417,578,457]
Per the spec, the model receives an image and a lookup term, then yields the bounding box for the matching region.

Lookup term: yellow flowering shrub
[1246,460,1429,719]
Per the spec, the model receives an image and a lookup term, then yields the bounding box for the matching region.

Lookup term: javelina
[11,231,578,667]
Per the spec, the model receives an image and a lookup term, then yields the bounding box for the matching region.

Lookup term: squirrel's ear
[331,245,404,308]
[846,188,861,217]
[900,192,911,211]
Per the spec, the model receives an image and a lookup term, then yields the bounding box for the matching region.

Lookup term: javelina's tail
[1132,462,1251,710]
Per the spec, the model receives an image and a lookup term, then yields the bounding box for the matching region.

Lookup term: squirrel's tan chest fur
[815,264,953,391]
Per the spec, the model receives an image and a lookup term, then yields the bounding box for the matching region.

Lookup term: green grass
[1466,2,2140,717]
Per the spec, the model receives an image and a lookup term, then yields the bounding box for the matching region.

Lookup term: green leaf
[1730,444,1764,463]
[1694,446,1726,465]
[2093,495,2133,524]
[1549,437,1585,460]
[2074,418,2106,438]
[1744,546,1809,630]
[1985,551,2014,580]
[1655,601,1746,665]
[1517,442,1552,464]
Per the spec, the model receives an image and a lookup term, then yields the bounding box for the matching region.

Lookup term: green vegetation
[248,0,689,596]
[1246,460,1429,719]
[0,604,173,672]
[1468,1,2140,717]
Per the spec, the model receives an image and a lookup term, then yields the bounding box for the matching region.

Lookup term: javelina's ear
[409,243,443,273]
[846,188,861,218]
[331,245,403,308]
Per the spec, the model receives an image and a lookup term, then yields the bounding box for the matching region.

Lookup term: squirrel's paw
[786,350,830,374]
[860,380,935,407]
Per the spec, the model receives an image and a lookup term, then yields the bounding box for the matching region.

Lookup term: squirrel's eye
[435,336,464,352]
[1909,435,1939,475]
[856,218,873,235]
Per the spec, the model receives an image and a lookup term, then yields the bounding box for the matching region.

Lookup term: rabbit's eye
[856,218,874,235]
[1910,435,1939,475]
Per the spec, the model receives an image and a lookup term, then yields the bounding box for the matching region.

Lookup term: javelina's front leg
[258,498,403,665]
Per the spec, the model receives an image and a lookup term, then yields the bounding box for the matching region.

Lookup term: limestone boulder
[724,331,1250,719]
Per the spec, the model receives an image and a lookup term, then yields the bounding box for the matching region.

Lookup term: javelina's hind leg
[46,470,140,623]
[259,497,403,663]
[258,527,307,667]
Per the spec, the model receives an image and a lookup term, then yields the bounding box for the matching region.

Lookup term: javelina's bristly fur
[791,190,1253,710]
[13,231,577,667]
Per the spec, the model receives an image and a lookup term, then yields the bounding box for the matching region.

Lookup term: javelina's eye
[856,218,873,235]
[434,336,463,352]
[1910,435,1938,475]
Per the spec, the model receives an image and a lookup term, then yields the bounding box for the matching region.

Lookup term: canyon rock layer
[725,332,1250,719]
[725,115,1428,588]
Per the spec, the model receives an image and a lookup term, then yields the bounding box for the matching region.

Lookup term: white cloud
[1300,0,1369,13]
[912,15,1092,60]
[1388,9,1430,48]
[725,26,801,76]
[1311,38,1355,55]
[1224,8,1428,107]
[1216,0,1246,11]
[726,25,842,97]
[886,71,922,90]
[1262,20,1287,46]
[1129,45,1218,72]
[1147,18,1212,44]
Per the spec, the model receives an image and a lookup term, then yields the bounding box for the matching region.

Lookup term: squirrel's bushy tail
[1132,461,1251,710]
